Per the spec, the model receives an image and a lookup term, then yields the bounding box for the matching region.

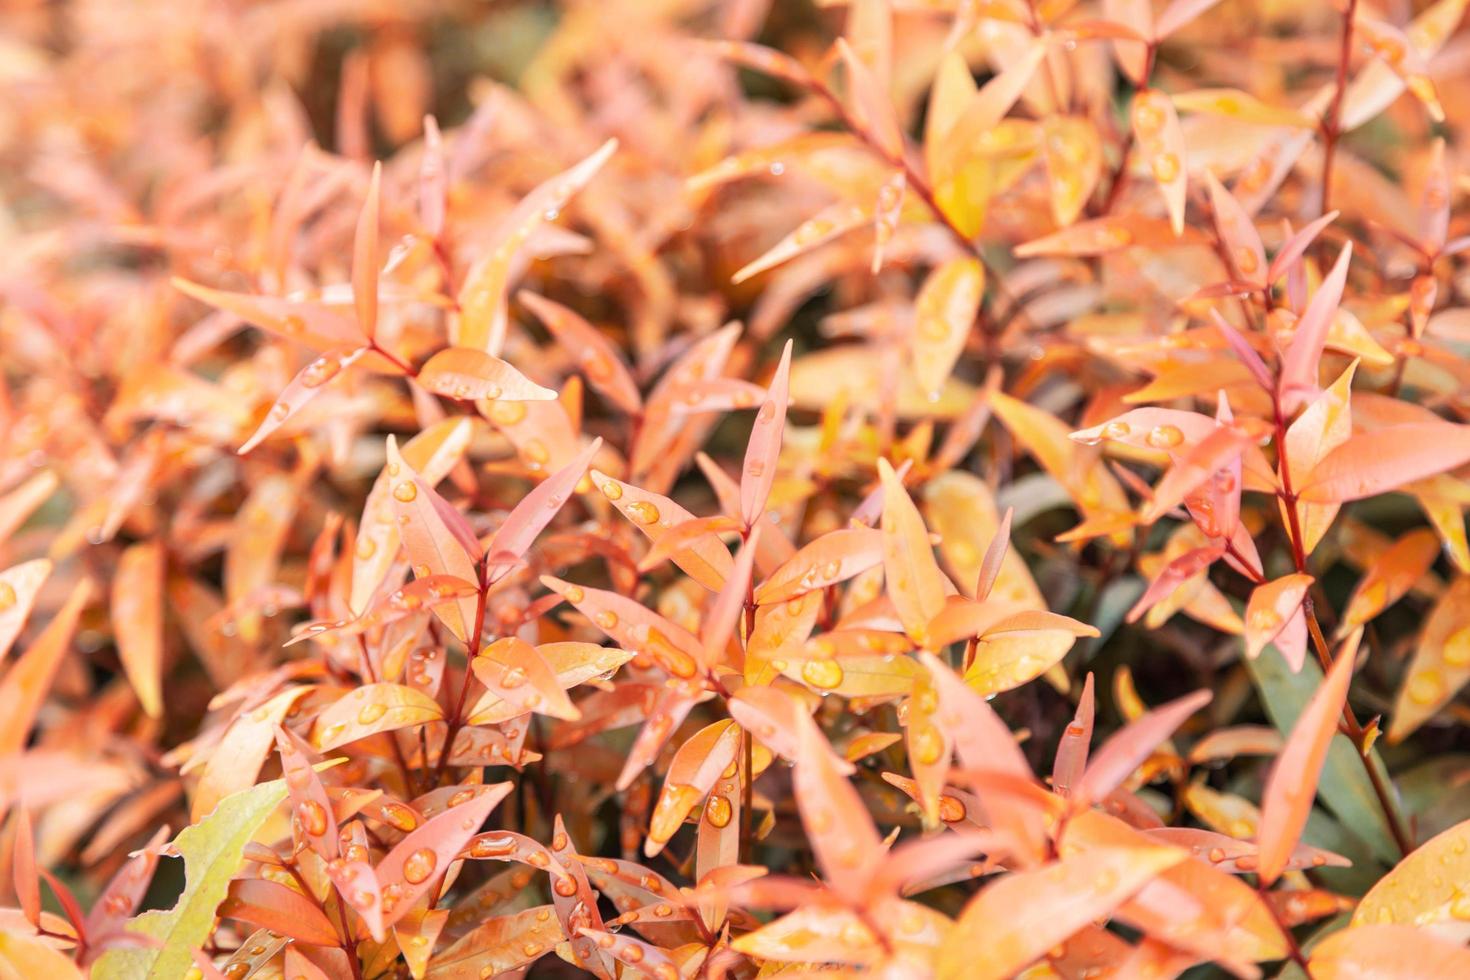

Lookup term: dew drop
[301,356,341,388]
[626,501,660,524]
[705,794,733,828]
[1146,424,1184,449]
[403,847,438,885]
[1150,152,1180,183]
[382,802,418,832]
[801,658,844,689]
[296,799,328,836]
[471,834,517,858]
[356,702,387,725]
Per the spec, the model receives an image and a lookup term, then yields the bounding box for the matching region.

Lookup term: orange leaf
[1311,925,1470,978]
[1131,89,1188,235]
[417,346,557,402]
[1299,421,1470,503]
[219,878,341,947]
[1257,635,1357,885]
[1279,242,1352,414]
[312,682,444,752]
[1282,360,1357,554]
[239,346,371,454]
[700,528,760,670]
[754,527,883,606]
[1203,169,1266,285]
[911,256,984,399]
[792,708,881,898]
[384,436,481,640]
[455,140,618,353]
[374,783,511,931]
[518,291,642,415]
[12,808,38,929]
[350,418,473,614]
[732,200,873,284]
[590,470,732,592]
[1244,573,1313,662]
[1041,115,1102,227]
[1340,528,1440,634]
[646,719,742,856]
[1354,814,1470,928]
[1075,689,1212,805]
[353,161,381,337]
[1052,673,1095,799]
[482,435,600,584]
[112,539,165,718]
[0,577,91,755]
[879,458,949,643]
[472,637,580,722]
[0,559,51,663]
[937,839,1187,980]
[836,37,903,160]
[539,576,705,684]
[171,278,365,352]
[1387,574,1470,742]
[740,340,793,528]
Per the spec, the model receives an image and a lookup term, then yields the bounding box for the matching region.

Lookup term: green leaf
[1246,644,1401,866]
[93,779,289,980]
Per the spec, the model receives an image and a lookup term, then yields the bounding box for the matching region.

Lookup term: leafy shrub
[3,0,1470,977]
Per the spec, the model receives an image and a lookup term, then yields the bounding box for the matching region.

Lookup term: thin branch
[1318,0,1360,218]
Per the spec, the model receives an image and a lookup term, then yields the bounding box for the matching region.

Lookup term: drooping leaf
[218,878,340,946]
[425,904,564,978]
[754,527,882,606]
[239,346,371,454]
[1339,529,1440,634]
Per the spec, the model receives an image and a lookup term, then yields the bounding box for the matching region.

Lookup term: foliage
[3,0,1470,977]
